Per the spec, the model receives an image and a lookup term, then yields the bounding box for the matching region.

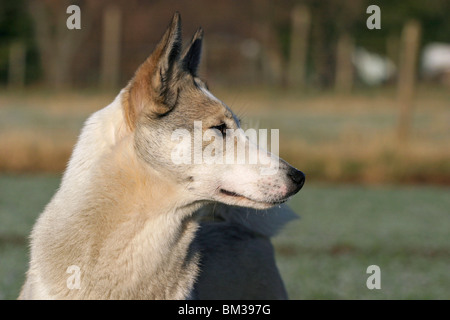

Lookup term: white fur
[19,13,302,299]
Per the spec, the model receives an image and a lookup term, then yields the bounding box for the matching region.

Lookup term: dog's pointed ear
[123,12,182,130]
[153,11,182,87]
[181,27,203,76]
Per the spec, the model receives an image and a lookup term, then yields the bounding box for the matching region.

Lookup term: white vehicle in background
[421,42,450,86]
[352,47,396,86]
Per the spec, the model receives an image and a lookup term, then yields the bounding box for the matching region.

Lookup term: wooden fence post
[397,20,421,143]
[335,33,354,93]
[287,5,311,89]
[8,41,26,89]
[100,5,122,90]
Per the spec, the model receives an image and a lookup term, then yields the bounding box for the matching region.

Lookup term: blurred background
[0,0,449,299]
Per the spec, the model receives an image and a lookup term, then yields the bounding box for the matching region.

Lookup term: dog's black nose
[288,168,305,190]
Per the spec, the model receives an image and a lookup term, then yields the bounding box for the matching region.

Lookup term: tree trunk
[28,1,92,89]
[100,5,122,90]
[287,5,311,89]
[8,41,26,89]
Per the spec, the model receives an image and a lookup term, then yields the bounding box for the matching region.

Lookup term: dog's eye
[211,123,227,136]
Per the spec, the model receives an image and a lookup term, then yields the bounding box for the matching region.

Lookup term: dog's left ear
[181,27,203,76]
[123,12,182,129]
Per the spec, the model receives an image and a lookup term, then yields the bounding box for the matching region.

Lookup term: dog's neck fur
[28,93,202,299]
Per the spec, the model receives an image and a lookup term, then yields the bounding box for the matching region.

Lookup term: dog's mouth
[219,188,287,207]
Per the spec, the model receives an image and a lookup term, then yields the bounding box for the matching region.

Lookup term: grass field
[0,87,449,299]
[0,174,448,300]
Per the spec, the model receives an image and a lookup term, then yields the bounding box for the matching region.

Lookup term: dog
[19,12,305,300]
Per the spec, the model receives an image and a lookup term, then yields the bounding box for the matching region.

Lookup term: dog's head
[122,13,304,209]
